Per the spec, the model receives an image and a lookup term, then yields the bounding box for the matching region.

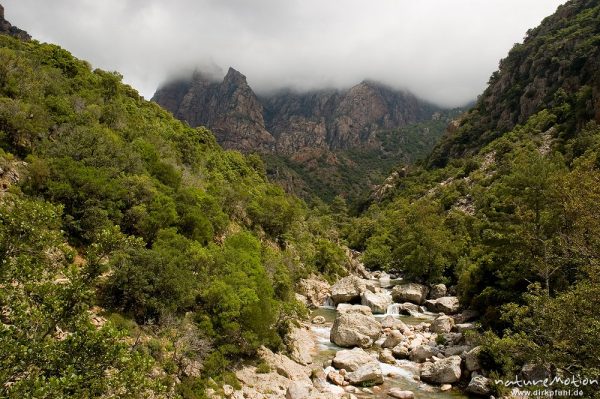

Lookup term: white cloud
[3,0,566,107]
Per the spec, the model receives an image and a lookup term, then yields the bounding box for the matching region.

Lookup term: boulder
[379,349,396,364]
[391,283,429,305]
[443,345,471,357]
[330,312,381,348]
[361,290,392,314]
[297,277,331,308]
[430,315,455,333]
[286,325,315,365]
[381,330,404,348]
[420,356,462,384]
[391,344,409,359]
[327,370,345,386]
[388,389,415,399]
[453,323,476,333]
[380,316,410,333]
[429,284,447,299]
[440,384,452,391]
[312,316,326,324]
[331,276,366,304]
[337,304,373,315]
[466,374,492,395]
[465,346,482,372]
[332,348,377,372]
[409,345,436,363]
[345,363,384,386]
[425,297,460,314]
[400,302,421,313]
[286,381,313,399]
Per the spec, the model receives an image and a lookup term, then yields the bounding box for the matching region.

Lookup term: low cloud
[4,0,566,107]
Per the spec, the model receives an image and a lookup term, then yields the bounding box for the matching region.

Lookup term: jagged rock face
[0,5,31,40]
[153,68,274,152]
[153,70,437,154]
[263,81,437,153]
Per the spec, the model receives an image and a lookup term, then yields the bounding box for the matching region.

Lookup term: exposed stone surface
[297,277,331,308]
[381,330,404,349]
[379,349,396,364]
[330,312,381,348]
[345,363,384,386]
[285,381,313,399]
[430,315,455,334]
[420,356,462,384]
[429,284,447,299]
[286,325,315,365]
[425,296,460,314]
[388,389,415,399]
[409,345,436,363]
[466,374,492,395]
[332,348,377,372]
[391,345,410,359]
[361,290,392,314]
[0,5,31,40]
[331,276,367,304]
[154,72,438,155]
[380,316,409,332]
[391,283,429,305]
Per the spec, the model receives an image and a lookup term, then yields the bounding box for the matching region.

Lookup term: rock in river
[420,355,462,384]
[391,283,429,305]
[330,311,381,348]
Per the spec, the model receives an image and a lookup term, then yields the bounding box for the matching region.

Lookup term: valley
[1,1,599,399]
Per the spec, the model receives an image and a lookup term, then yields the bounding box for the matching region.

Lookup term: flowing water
[310,278,473,399]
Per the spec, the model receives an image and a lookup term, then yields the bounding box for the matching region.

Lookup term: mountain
[351,1,600,396]
[0,14,354,398]
[428,0,600,167]
[0,4,30,40]
[153,69,446,201]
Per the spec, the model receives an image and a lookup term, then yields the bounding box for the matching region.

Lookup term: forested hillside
[350,0,600,396]
[0,33,350,398]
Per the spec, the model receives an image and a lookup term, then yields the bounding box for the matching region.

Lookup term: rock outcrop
[153,68,275,152]
[154,73,438,155]
[0,5,31,40]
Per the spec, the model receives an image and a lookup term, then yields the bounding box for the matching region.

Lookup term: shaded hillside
[349,1,600,396]
[428,0,600,167]
[0,29,349,398]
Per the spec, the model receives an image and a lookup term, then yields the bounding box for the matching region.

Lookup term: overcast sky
[4,0,566,107]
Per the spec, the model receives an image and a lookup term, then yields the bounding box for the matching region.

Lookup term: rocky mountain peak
[154,68,440,156]
[223,67,247,86]
[0,4,31,41]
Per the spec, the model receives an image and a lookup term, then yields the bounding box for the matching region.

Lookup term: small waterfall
[386,303,402,315]
[321,296,335,309]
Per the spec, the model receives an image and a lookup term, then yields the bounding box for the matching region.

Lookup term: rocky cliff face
[153,68,274,152]
[0,4,31,40]
[428,0,600,167]
[153,69,438,155]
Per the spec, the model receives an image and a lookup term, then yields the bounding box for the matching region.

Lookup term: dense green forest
[0,34,350,398]
[349,0,600,395]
